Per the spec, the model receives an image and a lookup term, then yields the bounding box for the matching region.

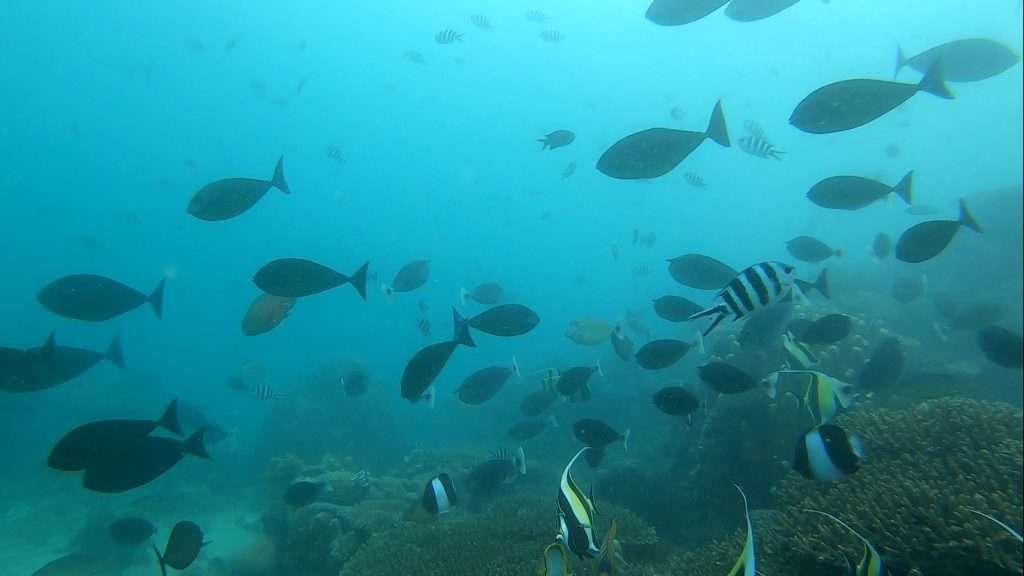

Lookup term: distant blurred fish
[469,14,493,29]
[465,447,526,496]
[653,295,704,322]
[895,39,1020,82]
[739,303,794,351]
[524,9,548,22]
[699,361,758,394]
[798,314,852,345]
[540,30,563,42]
[187,157,290,221]
[403,50,425,64]
[625,309,651,340]
[383,260,431,297]
[326,144,344,164]
[520,371,560,416]
[562,161,577,179]
[652,386,700,418]
[670,105,686,121]
[469,304,540,336]
[342,370,369,397]
[786,236,842,262]
[684,172,706,188]
[508,415,559,441]
[566,317,614,346]
[667,254,737,290]
[539,130,576,150]
[456,358,520,405]
[872,233,892,259]
[636,339,692,370]
[631,265,651,277]
[418,299,431,313]
[417,317,431,336]
[556,362,602,401]
[738,121,784,160]
[435,30,463,44]
[858,338,905,389]
[460,282,504,305]
[252,384,284,400]
[976,326,1022,369]
[610,324,635,362]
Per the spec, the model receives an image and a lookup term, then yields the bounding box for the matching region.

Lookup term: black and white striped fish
[435,29,463,44]
[252,384,285,400]
[687,261,799,336]
[738,121,784,160]
[684,172,706,188]
[469,14,493,30]
[540,30,562,42]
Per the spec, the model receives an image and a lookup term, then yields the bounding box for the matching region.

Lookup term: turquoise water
[1,2,1021,575]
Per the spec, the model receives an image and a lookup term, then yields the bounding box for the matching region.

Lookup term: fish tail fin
[149,279,166,319]
[688,305,729,336]
[271,156,291,194]
[538,138,549,149]
[512,356,520,377]
[706,99,730,147]
[892,170,914,205]
[515,446,527,475]
[795,269,830,300]
[622,428,631,452]
[346,262,369,300]
[958,198,983,233]
[595,359,604,377]
[153,545,168,576]
[183,427,212,460]
[548,414,559,429]
[894,45,907,78]
[105,334,125,370]
[918,62,954,99]
[158,398,183,436]
[452,307,477,348]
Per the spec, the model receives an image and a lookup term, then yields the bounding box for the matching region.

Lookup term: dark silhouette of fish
[154,521,205,574]
[38,274,165,322]
[597,100,729,180]
[807,171,913,210]
[82,429,210,493]
[791,63,953,134]
[635,339,692,370]
[253,259,368,299]
[977,326,1022,369]
[646,0,730,25]
[539,130,575,150]
[435,30,463,44]
[242,293,296,335]
[2,332,125,393]
[667,253,737,290]
[786,236,843,262]
[726,0,801,21]
[401,309,476,404]
[187,157,290,221]
[895,199,982,263]
[383,260,431,296]
[653,295,703,322]
[895,38,1020,82]
[468,304,540,336]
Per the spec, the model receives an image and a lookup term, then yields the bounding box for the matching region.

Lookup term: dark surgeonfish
[48,399,182,472]
[790,63,953,134]
[38,274,165,322]
[687,262,802,336]
[653,386,700,418]
[807,171,913,210]
[610,324,635,362]
[786,236,843,262]
[187,156,290,221]
[803,510,889,576]
[556,362,602,401]
[653,295,703,322]
[895,198,982,263]
[858,338,905,389]
[667,254,737,290]
[555,448,603,559]
[382,260,431,296]
[895,38,1020,82]
[793,423,863,481]
[645,0,730,25]
[573,419,629,451]
[539,130,576,150]
[872,233,892,259]
[508,415,559,440]
[726,0,800,22]
[798,314,852,345]
[739,302,794,351]
[465,447,526,496]
[400,309,476,405]
[108,517,156,546]
[976,326,1023,369]
[460,282,503,305]
[82,429,210,493]
[699,361,758,394]
[468,304,540,336]
[253,259,368,299]
[154,521,204,575]
[596,100,729,179]
[635,339,692,370]
[283,479,326,508]
[422,473,458,514]
[1,333,123,393]
[242,293,296,335]
[456,358,520,405]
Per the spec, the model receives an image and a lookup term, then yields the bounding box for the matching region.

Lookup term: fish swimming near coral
[781,370,855,425]
[790,62,954,134]
[465,447,526,496]
[573,419,630,452]
[634,339,692,370]
[726,484,757,576]
[508,415,559,441]
[803,509,889,576]
[283,479,327,508]
[782,331,817,370]
[556,362,602,401]
[422,473,458,515]
[455,358,520,405]
[187,157,290,221]
[687,261,800,336]
[37,274,165,322]
[793,424,863,481]
[556,448,602,559]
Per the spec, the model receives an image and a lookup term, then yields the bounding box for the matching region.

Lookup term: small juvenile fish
[562,161,577,179]
[252,384,284,400]
[469,14,493,30]
[684,172,706,188]
[738,121,784,160]
[435,29,463,44]
[539,130,576,150]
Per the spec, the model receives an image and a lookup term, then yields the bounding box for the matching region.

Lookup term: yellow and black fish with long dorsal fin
[556,447,602,559]
[727,484,756,576]
[764,369,854,425]
[804,509,889,576]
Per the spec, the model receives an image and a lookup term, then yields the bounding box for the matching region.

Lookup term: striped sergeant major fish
[556,448,602,559]
[803,509,888,576]
[252,384,285,400]
[763,370,854,425]
[728,484,756,576]
[738,121,784,160]
[687,262,800,336]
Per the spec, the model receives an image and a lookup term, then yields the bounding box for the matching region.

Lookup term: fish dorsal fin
[966,508,1024,543]
[727,484,756,576]
[803,509,884,573]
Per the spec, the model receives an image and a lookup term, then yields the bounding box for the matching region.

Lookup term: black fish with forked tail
[401,308,476,405]
[187,156,290,221]
[154,521,205,576]
[253,259,368,299]
[38,274,165,322]
[895,198,982,263]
